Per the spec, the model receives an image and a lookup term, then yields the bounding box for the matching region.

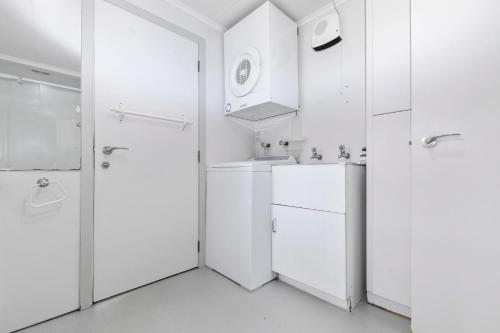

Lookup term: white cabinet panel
[411,1,500,331]
[206,169,275,290]
[272,164,346,213]
[272,205,346,299]
[206,170,254,286]
[367,111,411,315]
[368,0,411,115]
[0,171,80,332]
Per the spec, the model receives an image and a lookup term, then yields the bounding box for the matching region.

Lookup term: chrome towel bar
[109,103,193,130]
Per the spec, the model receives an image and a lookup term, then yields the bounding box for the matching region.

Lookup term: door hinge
[197,240,200,253]
[197,150,201,163]
[197,60,200,72]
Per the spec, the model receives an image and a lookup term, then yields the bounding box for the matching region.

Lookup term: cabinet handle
[272,218,277,233]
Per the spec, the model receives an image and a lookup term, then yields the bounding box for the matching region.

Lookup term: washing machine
[206,156,296,290]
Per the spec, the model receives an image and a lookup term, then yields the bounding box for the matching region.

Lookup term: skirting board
[279,275,362,311]
[367,292,411,318]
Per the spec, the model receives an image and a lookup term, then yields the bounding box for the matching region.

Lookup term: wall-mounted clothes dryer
[224,1,299,121]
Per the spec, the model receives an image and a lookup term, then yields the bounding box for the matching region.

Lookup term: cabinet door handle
[272,218,277,233]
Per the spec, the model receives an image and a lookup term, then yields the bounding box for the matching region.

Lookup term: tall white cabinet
[411,1,500,331]
[367,0,411,116]
[366,0,412,317]
[367,112,411,317]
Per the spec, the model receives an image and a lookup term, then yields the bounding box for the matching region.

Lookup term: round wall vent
[235,58,252,85]
[230,47,261,97]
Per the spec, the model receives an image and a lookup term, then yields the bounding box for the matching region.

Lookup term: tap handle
[311,147,322,160]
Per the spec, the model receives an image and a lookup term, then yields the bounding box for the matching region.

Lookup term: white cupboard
[367,111,411,317]
[272,206,347,298]
[271,164,365,311]
[411,1,500,331]
[366,0,412,317]
[367,0,411,115]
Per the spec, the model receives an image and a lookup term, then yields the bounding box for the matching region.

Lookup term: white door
[411,1,500,332]
[94,1,199,301]
[272,205,346,299]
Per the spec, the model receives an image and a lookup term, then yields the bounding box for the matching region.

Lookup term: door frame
[80,0,207,309]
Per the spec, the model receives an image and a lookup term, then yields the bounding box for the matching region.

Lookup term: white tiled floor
[21,268,410,333]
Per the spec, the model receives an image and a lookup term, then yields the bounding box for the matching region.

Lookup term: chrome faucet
[338,145,350,159]
[260,141,271,153]
[311,147,322,160]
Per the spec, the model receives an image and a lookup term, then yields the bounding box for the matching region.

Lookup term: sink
[252,156,292,161]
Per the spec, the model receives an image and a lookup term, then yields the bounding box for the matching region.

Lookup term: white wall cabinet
[367,0,411,115]
[367,111,411,317]
[271,164,365,311]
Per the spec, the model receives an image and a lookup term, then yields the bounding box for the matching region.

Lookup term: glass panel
[0,77,81,170]
[0,0,81,170]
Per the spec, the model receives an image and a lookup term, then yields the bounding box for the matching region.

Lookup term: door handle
[102,146,129,155]
[421,133,462,148]
[272,218,277,233]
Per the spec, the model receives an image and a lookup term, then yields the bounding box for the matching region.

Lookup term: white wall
[256,0,366,163]
[126,0,254,166]
[125,0,365,165]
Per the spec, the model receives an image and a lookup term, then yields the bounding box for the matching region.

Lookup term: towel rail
[109,103,193,130]
[30,178,67,208]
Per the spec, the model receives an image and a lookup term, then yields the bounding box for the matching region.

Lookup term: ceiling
[0,0,330,76]
[169,0,334,30]
[0,0,81,76]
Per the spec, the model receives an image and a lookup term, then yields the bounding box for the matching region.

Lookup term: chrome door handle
[272,218,277,233]
[102,146,129,155]
[421,133,462,148]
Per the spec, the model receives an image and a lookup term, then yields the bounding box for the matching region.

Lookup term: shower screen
[0,76,81,170]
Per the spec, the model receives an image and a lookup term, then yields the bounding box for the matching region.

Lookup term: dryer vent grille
[235,58,252,85]
[229,47,261,97]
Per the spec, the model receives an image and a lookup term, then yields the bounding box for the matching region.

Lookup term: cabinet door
[272,165,345,213]
[411,1,500,331]
[367,0,411,115]
[367,111,411,312]
[272,205,346,299]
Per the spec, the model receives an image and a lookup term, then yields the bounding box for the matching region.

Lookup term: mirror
[0,0,81,170]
